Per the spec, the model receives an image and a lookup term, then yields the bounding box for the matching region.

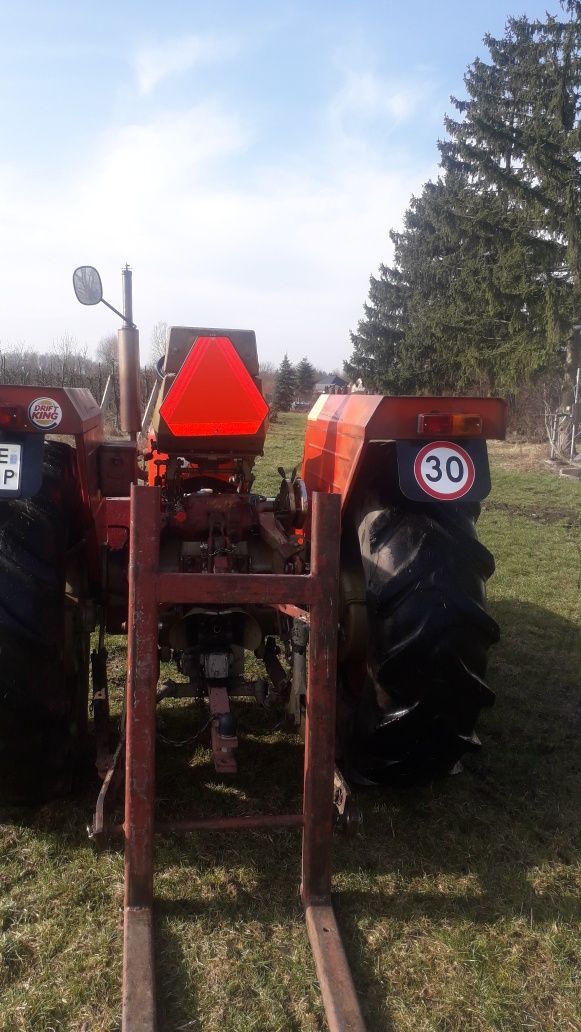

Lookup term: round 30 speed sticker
[414,441,475,500]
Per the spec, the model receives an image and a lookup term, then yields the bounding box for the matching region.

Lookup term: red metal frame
[121,485,365,1032]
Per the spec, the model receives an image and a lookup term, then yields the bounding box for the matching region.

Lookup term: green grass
[252,411,307,495]
[1,413,581,1031]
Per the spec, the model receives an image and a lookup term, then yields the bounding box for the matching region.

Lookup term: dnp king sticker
[28,396,63,430]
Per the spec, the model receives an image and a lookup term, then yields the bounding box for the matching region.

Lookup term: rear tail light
[418,413,483,436]
[0,405,24,430]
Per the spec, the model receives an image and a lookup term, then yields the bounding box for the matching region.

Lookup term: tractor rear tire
[0,441,88,804]
[341,462,499,784]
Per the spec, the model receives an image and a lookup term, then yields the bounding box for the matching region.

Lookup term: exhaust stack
[72,262,142,437]
[118,265,141,438]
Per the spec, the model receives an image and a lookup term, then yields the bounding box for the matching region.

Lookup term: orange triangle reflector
[160,336,269,437]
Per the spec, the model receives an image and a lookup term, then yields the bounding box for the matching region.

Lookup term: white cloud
[0,95,435,369]
[135,34,239,95]
[333,69,424,123]
[85,103,251,208]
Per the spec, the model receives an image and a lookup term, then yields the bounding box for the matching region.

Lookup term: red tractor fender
[301,393,507,511]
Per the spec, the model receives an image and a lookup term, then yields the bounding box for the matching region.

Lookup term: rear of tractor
[0,265,506,1031]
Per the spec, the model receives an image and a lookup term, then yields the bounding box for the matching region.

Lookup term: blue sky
[0,0,559,369]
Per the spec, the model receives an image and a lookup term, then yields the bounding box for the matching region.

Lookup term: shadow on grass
[1,599,579,1031]
[331,598,581,1020]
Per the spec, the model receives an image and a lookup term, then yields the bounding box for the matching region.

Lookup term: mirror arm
[101,297,136,329]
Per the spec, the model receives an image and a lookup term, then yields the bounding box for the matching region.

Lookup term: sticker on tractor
[28,397,63,430]
[396,439,491,502]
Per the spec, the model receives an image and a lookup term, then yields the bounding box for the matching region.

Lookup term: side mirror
[73,266,103,306]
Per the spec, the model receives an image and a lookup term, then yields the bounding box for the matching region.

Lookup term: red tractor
[0,266,506,1030]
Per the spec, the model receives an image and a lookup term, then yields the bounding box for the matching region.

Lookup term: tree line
[264,356,336,411]
[0,334,158,432]
[0,330,336,425]
[345,1,581,427]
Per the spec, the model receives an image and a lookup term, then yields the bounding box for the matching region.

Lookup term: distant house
[314,375,348,395]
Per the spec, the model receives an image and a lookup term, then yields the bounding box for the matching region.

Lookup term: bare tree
[52,334,80,387]
[259,361,276,402]
[150,321,168,364]
[96,334,120,427]
[96,334,118,370]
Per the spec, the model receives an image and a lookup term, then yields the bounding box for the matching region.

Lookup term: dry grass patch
[487,440,551,473]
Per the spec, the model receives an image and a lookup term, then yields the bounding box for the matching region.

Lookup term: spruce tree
[273,354,297,411]
[403,175,571,392]
[345,260,410,392]
[295,357,316,396]
[347,4,580,398]
[440,4,581,390]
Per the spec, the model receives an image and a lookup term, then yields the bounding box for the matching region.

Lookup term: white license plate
[0,442,22,491]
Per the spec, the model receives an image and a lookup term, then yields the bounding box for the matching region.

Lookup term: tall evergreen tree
[404,175,571,392]
[295,357,316,396]
[440,3,581,390]
[345,261,410,392]
[273,354,297,411]
[348,174,569,394]
[347,4,580,398]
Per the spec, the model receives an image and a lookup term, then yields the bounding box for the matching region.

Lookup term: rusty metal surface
[156,571,314,606]
[301,492,341,907]
[275,603,311,623]
[105,495,131,552]
[91,739,125,843]
[124,484,160,908]
[122,906,156,1032]
[306,905,367,1032]
[209,685,238,773]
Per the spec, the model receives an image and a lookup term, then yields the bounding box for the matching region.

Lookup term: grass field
[1,412,581,1032]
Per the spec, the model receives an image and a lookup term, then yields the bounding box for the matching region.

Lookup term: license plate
[0,442,22,492]
[396,439,491,502]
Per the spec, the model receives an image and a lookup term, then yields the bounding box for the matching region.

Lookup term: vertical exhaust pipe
[118,265,142,438]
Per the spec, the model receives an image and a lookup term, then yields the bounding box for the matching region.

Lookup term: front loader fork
[119,484,366,1032]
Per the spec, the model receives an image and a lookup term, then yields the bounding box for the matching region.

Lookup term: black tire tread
[343,450,499,783]
[0,441,83,803]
